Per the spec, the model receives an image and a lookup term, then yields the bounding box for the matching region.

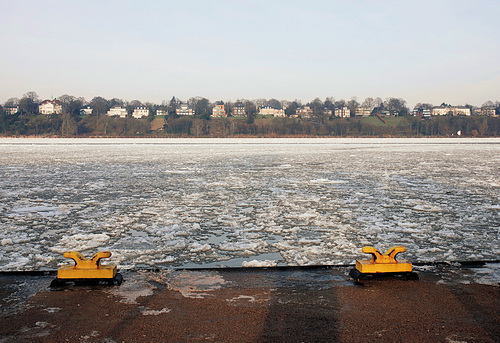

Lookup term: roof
[40,99,62,105]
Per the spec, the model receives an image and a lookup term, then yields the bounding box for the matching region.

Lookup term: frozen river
[0,138,499,271]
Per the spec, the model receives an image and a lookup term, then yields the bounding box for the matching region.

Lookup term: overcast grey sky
[1,0,499,107]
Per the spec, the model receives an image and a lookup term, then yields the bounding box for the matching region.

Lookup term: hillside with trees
[1,92,499,138]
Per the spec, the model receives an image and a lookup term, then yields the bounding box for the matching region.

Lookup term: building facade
[176,103,194,116]
[132,106,149,118]
[258,106,285,117]
[413,107,431,118]
[475,106,496,116]
[80,105,93,115]
[39,99,63,115]
[107,106,128,118]
[233,104,246,117]
[274,107,286,117]
[355,107,372,117]
[296,106,313,118]
[334,107,350,118]
[431,106,450,116]
[431,106,471,116]
[5,106,19,115]
[455,107,471,116]
[212,104,226,117]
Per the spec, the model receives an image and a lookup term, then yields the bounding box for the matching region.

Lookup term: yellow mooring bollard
[50,250,123,287]
[349,246,418,283]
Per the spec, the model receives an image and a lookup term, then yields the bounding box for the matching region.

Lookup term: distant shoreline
[2,136,500,141]
[2,115,498,138]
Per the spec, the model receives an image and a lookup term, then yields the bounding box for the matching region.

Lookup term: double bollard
[349,246,418,282]
[50,250,123,287]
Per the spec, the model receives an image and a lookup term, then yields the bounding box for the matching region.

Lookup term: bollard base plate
[50,273,123,288]
[349,268,418,283]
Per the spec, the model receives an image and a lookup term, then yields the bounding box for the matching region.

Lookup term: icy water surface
[0,138,498,270]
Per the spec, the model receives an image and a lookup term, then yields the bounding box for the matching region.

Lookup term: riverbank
[1,115,499,138]
[1,264,498,342]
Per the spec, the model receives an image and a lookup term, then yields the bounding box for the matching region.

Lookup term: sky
[1,0,499,108]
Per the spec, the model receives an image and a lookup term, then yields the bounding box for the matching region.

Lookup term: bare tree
[334,99,346,108]
[347,98,359,114]
[129,100,142,107]
[324,97,334,110]
[415,103,433,110]
[90,96,110,115]
[309,98,325,118]
[385,98,408,116]
[266,98,282,108]
[110,98,125,107]
[4,98,20,107]
[61,113,78,136]
[23,91,39,102]
[19,92,40,115]
[253,98,266,107]
[58,94,76,104]
[361,97,375,109]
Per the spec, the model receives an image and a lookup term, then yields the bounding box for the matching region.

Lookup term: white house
[296,106,313,118]
[455,107,471,116]
[107,106,128,118]
[431,106,449,116]
[355,107,372,117]
[39,99,62,115]
[335,107,350,118]
[5,106,19,115]
[80,105,93,115]
[176,103,194,116]
[258,106,285,117]
[274,107,286,117]
[132,106,149,118]
[431,106,471,116]
[480,106,496,116]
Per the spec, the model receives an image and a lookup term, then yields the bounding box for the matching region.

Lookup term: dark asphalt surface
[0,264,499,342]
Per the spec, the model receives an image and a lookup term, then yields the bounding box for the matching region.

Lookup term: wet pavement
[0,264,499,342]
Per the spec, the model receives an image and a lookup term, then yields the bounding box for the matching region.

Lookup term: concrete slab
[0,265,498,342]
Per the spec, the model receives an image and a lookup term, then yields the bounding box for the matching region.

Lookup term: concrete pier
[1,264,498,342]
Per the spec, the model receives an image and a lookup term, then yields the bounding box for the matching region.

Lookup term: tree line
[1,91,499,137]
[160,115,499,138]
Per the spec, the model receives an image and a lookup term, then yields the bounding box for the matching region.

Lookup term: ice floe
[0,138,499,271]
